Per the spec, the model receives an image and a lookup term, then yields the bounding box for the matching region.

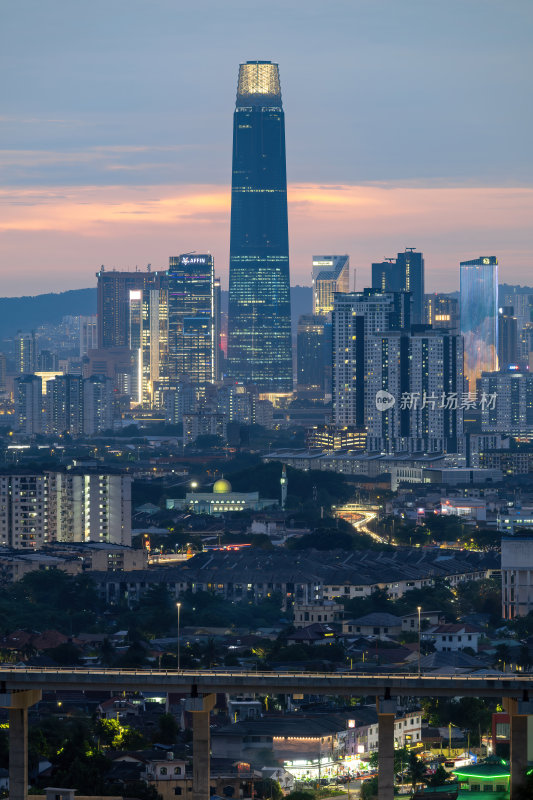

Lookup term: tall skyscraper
[45,375,84,436]
[167,254,216,393]
[129,285,169,407]
[96,267,162,349]
[80,315,98,357]
[227,61,292,393]
[312,255,350,315]
[372,249,425,324]
[460,256,498,391]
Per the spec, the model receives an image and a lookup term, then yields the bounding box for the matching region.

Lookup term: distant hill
[0,288,97,340]
[0,285,312,340]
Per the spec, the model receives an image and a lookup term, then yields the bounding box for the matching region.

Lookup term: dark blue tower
[227,61,292,392]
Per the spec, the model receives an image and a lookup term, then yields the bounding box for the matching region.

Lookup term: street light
[176,602,182,670]
[190,481,198,492]
[417,606,422,676]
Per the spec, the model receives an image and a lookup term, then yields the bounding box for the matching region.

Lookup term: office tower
[332,289,411,427]
[15,332,36,374]
[312,255,350,315]
[0,473,48,549]
[213,277,222,380]
[227,61,292,393]
[83,375,115,434]
[480,370,533,435]
[80,315,98,356]
[167,254,215,393]
[47,468,132,546]
[96,267,162,349]
[45,374,84,436]
[372,249,425,325]
[460,256,498,391]
[14,375,42,435]
[498,306,518,370]
[129,285,169,407]
[296,314,330,392]
[424,293,460,333]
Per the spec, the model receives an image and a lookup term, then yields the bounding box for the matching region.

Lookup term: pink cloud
[0,182,532,296]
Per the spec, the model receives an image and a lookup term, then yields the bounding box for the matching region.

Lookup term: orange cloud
[0,182,532,296]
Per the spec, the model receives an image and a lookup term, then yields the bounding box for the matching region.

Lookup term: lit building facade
[45,374,84,436]
[167,254,215,393]
[129,286,169,407]
[312,255,350,315]
[83,375,115,434]
[372,249,425,325]
[227,61,292,392]
[79,315,98,357]
[460,256,498,391]
[424,293,459,333]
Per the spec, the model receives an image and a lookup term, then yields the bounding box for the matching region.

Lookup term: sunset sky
[1,0,532,296]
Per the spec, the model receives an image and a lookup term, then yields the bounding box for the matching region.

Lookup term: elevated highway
[1,666,533,698]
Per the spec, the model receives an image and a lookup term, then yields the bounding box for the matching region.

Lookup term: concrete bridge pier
[185,693,216,800]
[377,695,396,800]
[506,696,533,800]
[0,688,42,800]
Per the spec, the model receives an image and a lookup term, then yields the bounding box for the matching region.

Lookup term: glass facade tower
[312,255,350,315]
[460,256,498,391]
[227,61,292,392]
[167,254,215,393]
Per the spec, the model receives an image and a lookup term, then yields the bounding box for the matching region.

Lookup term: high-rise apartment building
[0,472,48,549]
[498,306,518,370]
[15,332,36,374]
[47,469,132,546]
[227,61,292,392]
[480,370,533,435]
[460,256,498,391]
[167,254,216,393]
[45,374,84,436]
[332,290,411,427]
[312,255,350,315]
[96,267,162,349]
[83,375,115,434]
[14,375,42,435]
[372,249,425,325]
[296,314,331,392]
[424,293,459,333]
[365,329,463,453]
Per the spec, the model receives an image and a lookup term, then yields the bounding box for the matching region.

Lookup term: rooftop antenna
[405,247,416,252]
[147,263,151,272]
[385,257,395,262]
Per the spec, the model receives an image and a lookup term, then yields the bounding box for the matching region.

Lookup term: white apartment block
[0,469,131,550]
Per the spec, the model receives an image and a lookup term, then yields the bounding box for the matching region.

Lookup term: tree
[406,752,427,792]
[157,713,179,745]
[360,777,378,800]
[254,779,283,800]
[427,765,449,787]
